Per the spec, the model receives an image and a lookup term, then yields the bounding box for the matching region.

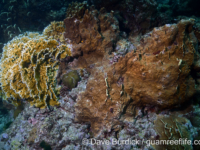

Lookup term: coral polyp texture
[64,6,119,58]
[118,19,198,108]
[154,115,194,150]
[0,21,71,108]
[74,19,199,136]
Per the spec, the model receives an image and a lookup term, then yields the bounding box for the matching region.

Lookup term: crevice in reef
[116,13,131,37]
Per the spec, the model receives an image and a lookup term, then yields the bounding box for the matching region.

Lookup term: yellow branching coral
[0,21,71,108]
[43,21,66,41]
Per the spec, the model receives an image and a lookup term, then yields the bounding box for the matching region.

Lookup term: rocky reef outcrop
[1,1,200,150]
[64,5,119,59]
[73,15,199,136]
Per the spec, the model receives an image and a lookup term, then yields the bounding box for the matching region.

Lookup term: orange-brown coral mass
[64,6,119,60]
[72,18,198,136]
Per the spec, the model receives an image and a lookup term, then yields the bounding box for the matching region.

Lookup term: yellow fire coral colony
[0,21,71,108]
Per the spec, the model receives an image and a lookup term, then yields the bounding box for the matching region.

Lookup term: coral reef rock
[64,6,120,59]
[75,18,199,136]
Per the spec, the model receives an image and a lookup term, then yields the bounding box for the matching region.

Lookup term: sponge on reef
[0,21,71,108]
[62,70,81,90]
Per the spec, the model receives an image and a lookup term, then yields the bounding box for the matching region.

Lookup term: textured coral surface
[154,115,193,150]
[0,22,71,108]
[1,1,200,149]
[64,6,119,58]
[74,19,199,136]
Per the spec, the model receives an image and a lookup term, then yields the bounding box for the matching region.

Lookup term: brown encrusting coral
[74,18,199,136]
[64,6,120,68]
[117,19,198,108]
